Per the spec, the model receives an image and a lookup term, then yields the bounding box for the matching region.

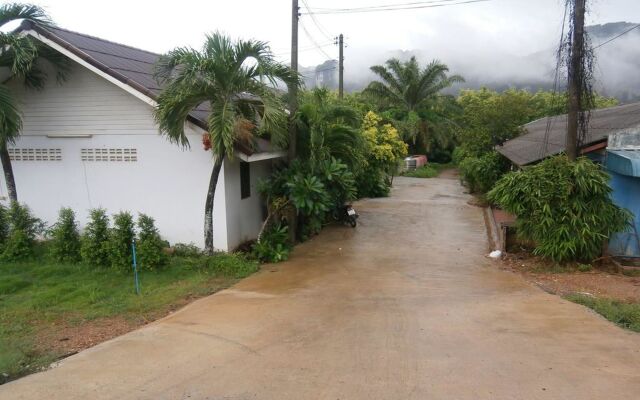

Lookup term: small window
[240,161,251,199]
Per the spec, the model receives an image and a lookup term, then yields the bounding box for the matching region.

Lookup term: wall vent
[81,148,138,162]
[8,148,62,161]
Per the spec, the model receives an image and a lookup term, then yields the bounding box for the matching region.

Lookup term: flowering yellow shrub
[362,111,408,166]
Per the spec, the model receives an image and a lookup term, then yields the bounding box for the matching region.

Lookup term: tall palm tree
[154,33,299,254]
[364,56,463,153]
[296,88,364,172]
[0,3,69,202]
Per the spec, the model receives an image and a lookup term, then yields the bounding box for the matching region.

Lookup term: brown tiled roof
[497,102,640,166]
[19,21,249,152]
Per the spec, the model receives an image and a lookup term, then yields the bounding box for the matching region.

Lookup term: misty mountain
[303,22,640,102]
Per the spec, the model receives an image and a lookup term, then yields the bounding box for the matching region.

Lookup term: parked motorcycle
[334,204,359,228]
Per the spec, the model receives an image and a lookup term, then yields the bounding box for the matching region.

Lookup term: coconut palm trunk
[0,143,17,202]
[204,154,224,254]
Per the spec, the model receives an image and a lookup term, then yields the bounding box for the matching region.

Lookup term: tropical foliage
[488,156,631,262]
[364,56,463,157]
[154,32,299,254]
[0,3,69,202]
[49,208,81,263]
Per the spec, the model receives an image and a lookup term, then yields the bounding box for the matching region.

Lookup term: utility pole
[566,0,586,161]
[288,0,299,244]
[338,33,344,99]
[288,0,299,162]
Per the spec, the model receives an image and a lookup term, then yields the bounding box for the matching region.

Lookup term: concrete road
[2,177,640,399]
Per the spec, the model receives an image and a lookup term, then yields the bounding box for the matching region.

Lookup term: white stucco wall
[0,63,240,249]
[223,158,272,251]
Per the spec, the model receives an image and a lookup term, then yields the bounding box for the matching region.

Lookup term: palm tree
[364,56,463,153]
[154,33,299,254]
[0,3,69,202]
[295,88,364,172]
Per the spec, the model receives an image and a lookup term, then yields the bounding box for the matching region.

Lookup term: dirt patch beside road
[499,252,640,303]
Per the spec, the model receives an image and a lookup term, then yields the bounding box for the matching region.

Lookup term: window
[81,148,137,162]
[8,148,62,161]
[240,161,251,199]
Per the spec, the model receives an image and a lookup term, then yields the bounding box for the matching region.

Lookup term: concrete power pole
[338,33,344,99]
[566,0,586,161]
[288,0,299,162]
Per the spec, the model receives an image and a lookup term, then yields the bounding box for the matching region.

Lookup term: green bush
[49,208,81,263]
[403,165,439,178]
[203,252,259,278]
[459,151,508,193]
[0,204,8,248]
[107,211,135,270]
[172,243,202,258]
[488,156,632,262]
[136,213,167,270]
[81,208,110,267]
[252,223,291,263]
[1,203,43,261]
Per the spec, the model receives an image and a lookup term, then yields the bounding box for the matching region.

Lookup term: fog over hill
[304,22,640,102]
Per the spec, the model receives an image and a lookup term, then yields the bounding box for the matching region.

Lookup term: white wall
[224,158,272,250]
[0,63,231,250]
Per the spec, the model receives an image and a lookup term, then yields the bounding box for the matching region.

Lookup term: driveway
[2,177,640,399]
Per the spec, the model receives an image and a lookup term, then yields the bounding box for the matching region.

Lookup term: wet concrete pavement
[2,177,640,399]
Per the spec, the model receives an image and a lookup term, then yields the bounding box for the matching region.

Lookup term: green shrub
[81,208,111,267]
[172,243,202,258]
[204,253,259,278]
[107,211,135,270]
[452,146,473,165]
[459,151,508,193]
[136,213,167,270]
[1,203,43,261]
[0,204,8,249]
[403,165,439,178]
[49,208,81,263]
[488,156,632,262]
[252,223,291,263]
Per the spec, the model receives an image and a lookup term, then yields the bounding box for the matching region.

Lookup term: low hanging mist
[301,22,640,102]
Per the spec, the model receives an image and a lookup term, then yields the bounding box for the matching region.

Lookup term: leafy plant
[252,223,291,263]
[81,208,110,267]
[1,202,43,261]
[488,156,632,262]
[136,213,167,270]
[172,243,203,258]
[0,204,9,249]
[459,151,509,193]
[107,212,135,270]
[49,208,81,263]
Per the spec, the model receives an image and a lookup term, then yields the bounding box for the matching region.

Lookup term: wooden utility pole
[566,0,586,161]
[288,0,299,162]
[338,33,344,99]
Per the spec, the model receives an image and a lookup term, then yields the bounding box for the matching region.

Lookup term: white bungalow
[0,22,285,251]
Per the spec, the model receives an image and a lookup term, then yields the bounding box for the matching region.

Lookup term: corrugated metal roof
[607,150,640,177]
[496,102,640,166]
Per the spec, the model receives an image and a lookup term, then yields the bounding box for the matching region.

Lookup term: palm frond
[0,3,51,28]
[0,85,22,144]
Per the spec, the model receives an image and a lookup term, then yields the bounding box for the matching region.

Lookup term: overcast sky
[27,0,640,66]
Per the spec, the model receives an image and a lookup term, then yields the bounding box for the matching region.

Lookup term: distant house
[0,22,286,251]
[497,102,640,257]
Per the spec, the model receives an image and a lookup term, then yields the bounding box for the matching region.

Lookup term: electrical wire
[300,19,333,59]
[539,0,569,159]
[301,0,334,42]
[303,0,490,15]
[593,23,640,50]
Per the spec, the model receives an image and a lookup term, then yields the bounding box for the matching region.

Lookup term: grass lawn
[0,247,258,384]
[565,294,640,332]
[403,162,454,178]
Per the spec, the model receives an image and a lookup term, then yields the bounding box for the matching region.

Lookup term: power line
[303,0,490,15]
[300,19,333,59]
[593,23,640,49]
[301,0,333,42]
[312,0,471,12]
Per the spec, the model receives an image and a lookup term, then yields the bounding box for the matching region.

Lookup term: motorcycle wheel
[349,217,357,228]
